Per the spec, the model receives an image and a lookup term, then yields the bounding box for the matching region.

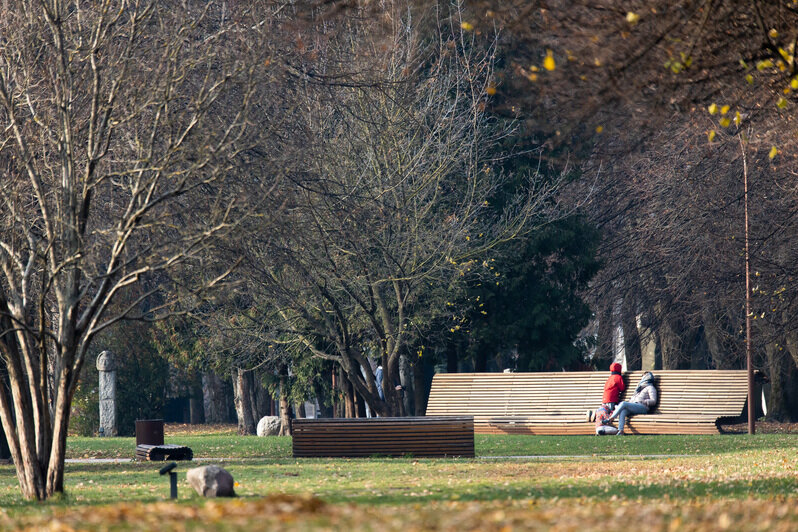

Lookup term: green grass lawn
[64,431,798,460]
[66,433,292,460]
[0,432,795,530]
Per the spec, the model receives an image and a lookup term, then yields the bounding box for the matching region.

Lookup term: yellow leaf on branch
[756,59,774,70]
[543,50,556,71]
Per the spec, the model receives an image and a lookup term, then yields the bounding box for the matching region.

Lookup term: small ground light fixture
[159,461,178,499]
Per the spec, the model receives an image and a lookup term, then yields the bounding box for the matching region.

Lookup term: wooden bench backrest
[426,370,748,421]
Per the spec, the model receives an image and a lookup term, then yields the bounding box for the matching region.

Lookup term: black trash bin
[135,419,164,446]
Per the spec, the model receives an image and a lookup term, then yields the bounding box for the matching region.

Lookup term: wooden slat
[426,370,748,435]
[292,416,475,458]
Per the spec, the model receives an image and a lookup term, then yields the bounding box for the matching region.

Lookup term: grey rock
[256,415,282,437]
[186,465,235,497]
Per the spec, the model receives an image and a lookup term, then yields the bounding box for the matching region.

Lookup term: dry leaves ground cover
[3,493,798,531]
[0,427,795,530]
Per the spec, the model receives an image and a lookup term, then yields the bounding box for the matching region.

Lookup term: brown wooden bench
[425,370,749,435]
[135,444,194,461]
[292,416,475,457]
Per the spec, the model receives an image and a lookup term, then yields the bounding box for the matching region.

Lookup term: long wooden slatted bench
[426,370,749,435]
[292,416,475,458]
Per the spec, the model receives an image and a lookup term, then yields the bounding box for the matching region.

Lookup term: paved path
[64,454,697,464]
[481,454,696,459]
[65,457,236,464]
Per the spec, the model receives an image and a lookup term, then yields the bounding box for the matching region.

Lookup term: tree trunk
[233,368,257,435]
[189,397,204,424]
[784,326,798,370]
[0,368,46,500]
[412,357,428,416]
[328,344,397,418]
[636,312,658,371]
[355,394,366,418]
[764,342,790,421]
[659,315,682,369]
[612,299,626,368]
[244,371,264,424]
[278,368,292,436]
[702,306,730,369]
[399,354,414,416]
[0,302,49,500]
[189,377,205,424]
[46,369,77,496]
[255,376,270,420]
[595,306,614,367]
[474,349,488,372]
[622,302,641,370]
[342,370,355,418]
[382,360,404,417]
[316,373,333,418]
[202,372,231,424]
[446,342,459,373]
[690,327,708,370]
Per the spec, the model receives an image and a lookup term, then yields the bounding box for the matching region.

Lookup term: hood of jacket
[610,362,622,374]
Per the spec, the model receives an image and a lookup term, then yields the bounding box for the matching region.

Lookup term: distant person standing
[375,364,384,400]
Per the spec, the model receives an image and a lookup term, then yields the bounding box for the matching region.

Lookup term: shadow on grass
[475,433,798,457]
[331,477,798,505]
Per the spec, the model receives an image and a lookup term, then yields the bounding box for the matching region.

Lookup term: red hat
[610,362,622,373]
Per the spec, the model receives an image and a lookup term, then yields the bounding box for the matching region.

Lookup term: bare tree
[218,4,556,417]
[0,1,275,499]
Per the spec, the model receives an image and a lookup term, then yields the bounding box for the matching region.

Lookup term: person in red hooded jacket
[602,362,625,410]
[587,362,626,423]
